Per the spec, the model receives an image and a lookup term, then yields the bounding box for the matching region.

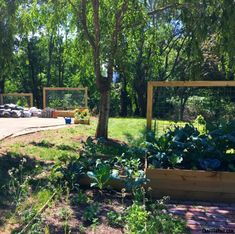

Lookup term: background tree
[0,0,18,93]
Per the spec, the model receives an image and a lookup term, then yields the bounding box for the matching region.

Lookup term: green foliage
[74,109,90,121]
[81,137,147,192]
[83,202,100,224]
[125,203,149,234]
[50,154,83,189]
[125,201,187,234]
[107,210,124,228]
[145,121,235,171]
[71,190,88,206]
[87,160,114,190]
[19,207,44,234]
[7,158,31,206]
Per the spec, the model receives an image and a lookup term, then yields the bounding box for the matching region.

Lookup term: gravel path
[0,117,67,140]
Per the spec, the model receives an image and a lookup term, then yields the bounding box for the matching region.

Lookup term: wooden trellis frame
[0,93,33,107]
[146,81,235,130]
[43,87,88,110]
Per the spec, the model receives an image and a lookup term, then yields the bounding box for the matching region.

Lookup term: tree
[0,0,18,93]
[68,0,129,138]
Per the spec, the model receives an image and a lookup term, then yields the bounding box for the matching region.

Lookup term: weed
[8,158,31,207]
[107,211,123,228]
[83,202,100,223]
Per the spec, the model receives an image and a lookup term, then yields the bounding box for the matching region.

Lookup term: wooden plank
[29,93,33,107]
[146,179,235,193]
[85,87,88,108]
[44,87,87,91]
[145,169,235,202]
[54,110,75,118]
[43,88,46,109]
[1,93,33,96]
[149,189,235,202]
[149,81,235,87]
[0,94,3,105]
[146,169,235,182]
[146,83,153,130]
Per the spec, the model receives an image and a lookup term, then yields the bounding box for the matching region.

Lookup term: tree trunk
[96,89,111,138]
[0,78,5,93]
[134,95,140,116]
[47,35,54,86]
[120,75,128,117]
[179,97,186,121]
[137,91,147,117]
[27,41,38,107]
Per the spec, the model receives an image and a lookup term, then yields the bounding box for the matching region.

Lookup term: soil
[43,189,130,234]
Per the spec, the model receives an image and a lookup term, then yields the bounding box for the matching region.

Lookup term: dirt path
[0,117,68,140]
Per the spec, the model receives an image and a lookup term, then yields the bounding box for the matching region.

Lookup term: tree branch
[107,0,129,80]
[148,3,200,16]
[80,0,96,50]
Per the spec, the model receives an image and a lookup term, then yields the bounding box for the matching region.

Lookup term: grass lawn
[0,117,186,161]
[1,118,148,161]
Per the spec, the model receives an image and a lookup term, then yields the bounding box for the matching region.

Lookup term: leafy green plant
[71,190,88,205]
[145,121,235,171]
[83,202,100,223]
[74,109,90,121]
[123,168,147,193]
[107,211,124,228]
[125,203,149,234]
[125,201,187,234]
[50,154,84,189]
[18,207,44,234]
[59,207,72,234]
[8,158,31,207]
[87,159,119,190]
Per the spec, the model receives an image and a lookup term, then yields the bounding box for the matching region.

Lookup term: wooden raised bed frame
[78,168,235,203]
[0,93,33,107]
[145,168,235,202]
[146,81,235,130]
[43,87,88,116]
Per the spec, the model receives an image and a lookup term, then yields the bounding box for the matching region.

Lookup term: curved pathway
[0,117,67,140]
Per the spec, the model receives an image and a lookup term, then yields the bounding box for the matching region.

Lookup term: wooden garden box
[146,168,235,202]
[74,119,90,125]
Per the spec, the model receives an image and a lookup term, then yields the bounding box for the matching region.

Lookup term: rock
[11,110,22,118]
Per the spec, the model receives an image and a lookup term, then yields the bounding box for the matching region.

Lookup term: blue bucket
[65,117,72,124]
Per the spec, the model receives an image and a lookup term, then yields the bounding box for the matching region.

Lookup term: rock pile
[0,104,42,118]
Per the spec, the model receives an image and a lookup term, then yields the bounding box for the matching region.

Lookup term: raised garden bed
[53,110,75,118]
[72,118,235,202]
[145,168,235,202]
[78,169,235,203]
[74,119,90,125]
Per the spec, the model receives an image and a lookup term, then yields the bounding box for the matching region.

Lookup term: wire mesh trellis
[43,87,88,110]
[147,81,235,137]
[0,93,33,107]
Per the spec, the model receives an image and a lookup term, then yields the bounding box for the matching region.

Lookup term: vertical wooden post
[0,94,3,105]
[43,87,46,109]
[85,87,88,108]
[146,82,153,130]
[29,93,33,107]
